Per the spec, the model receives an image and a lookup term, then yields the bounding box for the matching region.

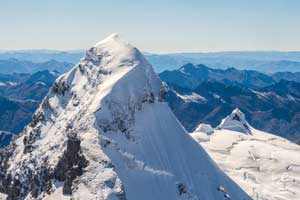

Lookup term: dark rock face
[159,82,168,102]
[23,128,41,154]
[52,79,69,96]
[0,132,88,199]
[0,146,14,192]
[54,134,88,195]
[4,159,53,200]
[31,163,53,198]
[116,185,127,200]
[0,144,21,200]
[177,183,187,195]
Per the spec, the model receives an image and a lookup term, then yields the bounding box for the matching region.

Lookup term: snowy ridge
[0,34,250,200]
[192,109,300,200]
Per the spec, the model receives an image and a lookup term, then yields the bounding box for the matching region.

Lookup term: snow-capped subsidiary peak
[0,35,250,200]
[193,119,300,200]
[217,108,252,134]
[194,123,214,135]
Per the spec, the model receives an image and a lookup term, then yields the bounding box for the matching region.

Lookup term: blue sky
[1,0,299,53]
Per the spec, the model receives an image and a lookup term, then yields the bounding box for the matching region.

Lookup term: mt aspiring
[0,34,250,200]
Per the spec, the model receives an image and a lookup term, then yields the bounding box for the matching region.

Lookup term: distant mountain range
[0,70,59,135]
[0,131,15,148]
[1,59,300,146]
[0,58,73,74]
[272,71,300,82]
[146,51,300,72]
[0,50,84,63]
[159,64,300,143]
[160,63,275,89]
[2,50,300,73]
[0,70,59,101]
[160,63,300,88]
[0,96,38,134]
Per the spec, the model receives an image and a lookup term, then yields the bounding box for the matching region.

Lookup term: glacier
[192,109,300,200]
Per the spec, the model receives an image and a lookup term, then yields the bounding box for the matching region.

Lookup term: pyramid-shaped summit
[0,34,251,200]
[218,108,252,134]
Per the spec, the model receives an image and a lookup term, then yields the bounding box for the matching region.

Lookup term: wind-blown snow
[174,91,207,103]
[3,34,250,200]
[35,81,46,86]
[7,81,17,86]
[192,109,300,200]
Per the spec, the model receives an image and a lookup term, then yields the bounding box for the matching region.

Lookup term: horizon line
[1,49,300,55]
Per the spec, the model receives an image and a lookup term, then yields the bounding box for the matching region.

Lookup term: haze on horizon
[1,0,300,53]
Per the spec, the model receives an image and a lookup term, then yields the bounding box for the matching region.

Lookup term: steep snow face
[192,111,300,200]
[0,34,250,200]
[217,108,251,134]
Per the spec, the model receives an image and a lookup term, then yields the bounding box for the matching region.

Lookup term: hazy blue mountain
[0,50,84,63]
[160,63,275,89]
[165,80,300,143]
[261,79,300,99]
[0,70,59,139]
[272,71,300,82]
[146,51,300,72]
[175,51,300,61]
[0,70,59,101]
[0,58,73,74]
[0,72,29,83]
[144,53,189,72]
[0,131,15,148]
[0,95,38,134]
[2,50,300,73]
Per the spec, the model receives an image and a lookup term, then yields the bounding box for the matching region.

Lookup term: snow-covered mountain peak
[91,33,138,65]
[0,36,250,200]
[231,108,244,117]
[86,33,145,71]
[217,108,252,134]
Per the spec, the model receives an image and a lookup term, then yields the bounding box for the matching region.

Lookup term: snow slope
[0,34,250,200]
[192,109,300,200]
